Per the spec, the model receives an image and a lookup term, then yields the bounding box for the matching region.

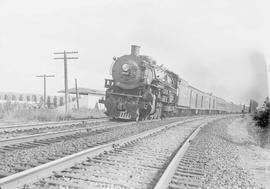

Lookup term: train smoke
[245,51,268,105]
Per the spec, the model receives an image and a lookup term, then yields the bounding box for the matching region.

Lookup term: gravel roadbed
[25,118,211,189]
[183,116,264,188]
[0,116,198,177]
[0,121,106,139]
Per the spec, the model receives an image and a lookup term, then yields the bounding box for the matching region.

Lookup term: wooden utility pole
[54,51,78,113]
[75,78,79,110]
[36,74,55,108]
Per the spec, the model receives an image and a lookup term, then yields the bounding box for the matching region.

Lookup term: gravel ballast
[0,116,201,177]
[28,118,210,189]
[0,120,107,139]
[185,115,269,188]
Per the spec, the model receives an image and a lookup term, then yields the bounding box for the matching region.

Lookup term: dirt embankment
[227,116,270,188]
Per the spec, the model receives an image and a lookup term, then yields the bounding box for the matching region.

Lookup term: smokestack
[131,45,140,56]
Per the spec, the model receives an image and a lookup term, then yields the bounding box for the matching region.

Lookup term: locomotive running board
[107,92,142,98]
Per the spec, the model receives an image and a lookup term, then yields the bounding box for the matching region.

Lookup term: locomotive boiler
[100,45,244,120]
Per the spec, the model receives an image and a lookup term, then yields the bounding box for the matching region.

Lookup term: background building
[57,88,105,111]
[0,91,63,110]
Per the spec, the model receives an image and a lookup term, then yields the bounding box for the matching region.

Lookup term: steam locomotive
[100,45,244,120]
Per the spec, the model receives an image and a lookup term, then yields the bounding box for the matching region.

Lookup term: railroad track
[0,120,140,150]
[154,115,243,189]
[0,121,30,126]
[0,115,207,149]
[0,116,203,178]
[154,120,208,189]
[0,118,110,140]
[0,118,100,126]
[0,115,227,189]
[0,117,109,132]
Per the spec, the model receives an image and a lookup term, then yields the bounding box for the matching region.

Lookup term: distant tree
[253,97,270,128]
[263,97,270,108]
[26,96,30,101]
[59,97,64,106]
[37,96,43,108]
[53,96,58,107]
[19,95,23,101]
[4,94,8,100]
[39,96,44,104]
[32,95,37,102]
[47,96,51,108]
[11,95,16,101]
[4,101,12,111]
[94,102,99,111]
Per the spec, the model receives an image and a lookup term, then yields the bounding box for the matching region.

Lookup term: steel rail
[0,117,204,189]
[0,117,105,126]
[153,118,210,189]
[0,119,145,147]
[0,118,109,132]
[0,116,192,147]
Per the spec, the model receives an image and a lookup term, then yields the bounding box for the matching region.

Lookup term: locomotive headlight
[122,64,130,71]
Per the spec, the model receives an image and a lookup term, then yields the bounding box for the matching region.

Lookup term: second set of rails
[0,116,204,178]
[0,117,189,148]
[0,114,235,189]
[0,118,108,133]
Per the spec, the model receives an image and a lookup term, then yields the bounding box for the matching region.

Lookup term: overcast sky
[1,0,270,105]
